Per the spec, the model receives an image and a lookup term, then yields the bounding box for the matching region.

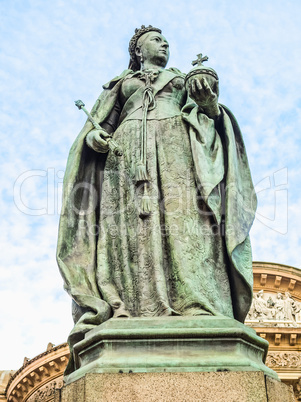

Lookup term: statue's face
[136,32,169,68]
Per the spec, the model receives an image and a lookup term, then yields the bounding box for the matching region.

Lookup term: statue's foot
[115,313,131,318]
[183,307,212,316]
[192,310,212,316]
[161,307,181,316]
[113,308,132,318]
[112,302,132,318]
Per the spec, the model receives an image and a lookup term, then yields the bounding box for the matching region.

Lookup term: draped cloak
[57,69,257,374]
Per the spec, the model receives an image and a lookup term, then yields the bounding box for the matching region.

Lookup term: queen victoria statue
[57,25,258,376]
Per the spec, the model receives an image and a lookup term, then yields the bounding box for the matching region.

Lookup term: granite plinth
[57,372,294,402]
[65,316,277,384]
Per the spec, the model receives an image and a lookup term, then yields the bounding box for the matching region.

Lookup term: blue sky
[1,0,301,369]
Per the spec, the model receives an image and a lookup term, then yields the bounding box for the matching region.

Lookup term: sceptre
[75,100,123,156]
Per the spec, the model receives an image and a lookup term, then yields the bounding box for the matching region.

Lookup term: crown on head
[128,25,162,70]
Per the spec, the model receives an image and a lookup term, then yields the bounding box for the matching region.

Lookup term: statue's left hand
[188,77,220,118]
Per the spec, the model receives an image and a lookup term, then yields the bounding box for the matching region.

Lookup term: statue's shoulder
[90,70,132,117]
[166,67,186,78]
[102,69,133,90]
[102,69,184,90]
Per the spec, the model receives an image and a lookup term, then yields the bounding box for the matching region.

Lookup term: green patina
[57,25,257,375]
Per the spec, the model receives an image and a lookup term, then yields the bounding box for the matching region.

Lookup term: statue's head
[128,25,169,71]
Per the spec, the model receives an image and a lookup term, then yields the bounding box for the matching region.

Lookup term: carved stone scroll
[266,352,301,368]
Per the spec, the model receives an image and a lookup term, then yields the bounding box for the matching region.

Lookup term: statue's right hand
[86,129,110,153]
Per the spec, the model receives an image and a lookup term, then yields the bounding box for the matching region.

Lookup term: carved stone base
[64,316,278,384]
[57,372,294,402]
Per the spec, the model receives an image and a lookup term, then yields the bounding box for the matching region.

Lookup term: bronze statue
[57,25,257,374]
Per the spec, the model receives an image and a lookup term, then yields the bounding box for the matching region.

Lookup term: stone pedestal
[56,372,294,402]
[64,316,277,384]
[56,317,295,401]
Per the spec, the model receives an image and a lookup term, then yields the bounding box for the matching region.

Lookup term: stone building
[245,262,301,400]
[2,262,301,401]
[2,344,69,402]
